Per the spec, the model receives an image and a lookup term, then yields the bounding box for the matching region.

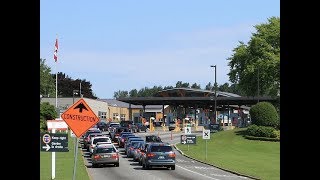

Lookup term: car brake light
[168,152,176,157]
[137,149,140,152]
[147,153,155,157]
[130,147,134,151]
[94,155,100,159]
[111,153,119,159]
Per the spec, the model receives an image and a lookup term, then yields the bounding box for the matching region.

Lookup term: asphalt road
[81,130,252,180]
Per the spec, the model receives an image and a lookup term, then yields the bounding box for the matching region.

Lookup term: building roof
[98,99,167,110]
[155,88,241,97]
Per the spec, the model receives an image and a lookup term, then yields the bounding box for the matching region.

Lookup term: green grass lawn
[40,133,90,180]
[176,128,280,180]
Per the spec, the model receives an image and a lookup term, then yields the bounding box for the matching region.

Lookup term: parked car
[91,144,119,167]
[141,143,176,170]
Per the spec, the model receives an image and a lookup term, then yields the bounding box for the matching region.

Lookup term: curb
[172,144,260,180]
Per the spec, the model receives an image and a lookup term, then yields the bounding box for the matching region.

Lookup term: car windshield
[96,147,116,153]
[93,138,109,144]
[151,146,172,152]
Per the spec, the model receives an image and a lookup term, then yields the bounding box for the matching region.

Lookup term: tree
[40,102,58,132]
[129,89,138,97]
[40,58,55,97]
[113,90,129,98]
[205,82,213,91]
[191,83,201,89]
[175,81,190,88]
[53,72,97,99]
[227,17,280,97]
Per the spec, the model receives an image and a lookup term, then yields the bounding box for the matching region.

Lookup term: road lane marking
[176,164,220,180]
[210,173,248,179]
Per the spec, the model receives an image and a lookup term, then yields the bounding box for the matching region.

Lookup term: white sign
[47,120,68,131]
[185,127,191,134]
[203,129,210,139]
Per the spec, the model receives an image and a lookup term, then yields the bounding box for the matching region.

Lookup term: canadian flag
[53,38,58,62]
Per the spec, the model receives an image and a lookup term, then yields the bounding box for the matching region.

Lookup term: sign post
[202,129,210,160]
[52,129,55,180]
[61,98,99,180]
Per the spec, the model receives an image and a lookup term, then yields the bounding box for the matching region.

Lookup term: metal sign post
[202,129,210,161]
[205,139,207,160]
[72,138,79,180]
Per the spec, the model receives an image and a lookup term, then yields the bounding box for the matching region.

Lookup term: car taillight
[121,139,124,142]
[94,155,100,159]
[168,152,176,157]
[137,149,140,153]
[147,153,155,157]
[130,147,134,151]
[112,153,119,159]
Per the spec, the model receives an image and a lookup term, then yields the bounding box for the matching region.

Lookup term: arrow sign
[45,144,50,151]
[182,141,186,144]
[73,102,88,113]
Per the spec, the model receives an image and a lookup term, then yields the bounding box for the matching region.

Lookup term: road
[81,130,252,180]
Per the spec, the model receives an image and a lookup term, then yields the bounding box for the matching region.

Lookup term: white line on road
[176,164,220,180]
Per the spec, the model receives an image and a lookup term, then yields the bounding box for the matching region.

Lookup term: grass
[40,133,90,180]
[176,128,280,180]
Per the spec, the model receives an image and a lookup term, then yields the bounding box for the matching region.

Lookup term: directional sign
[61,98,99,138]
[185,126,191,134]
[180,135,196,144]
[203,129,210,139]
[40,133,69,152]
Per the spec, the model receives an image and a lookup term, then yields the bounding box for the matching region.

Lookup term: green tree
[205,82,213,90]
[40,58,55,97]
[228,16,280,97]
[113,90,129,98]
[191,83,201,89]
[129,89,138,97]
[40,102,58,132]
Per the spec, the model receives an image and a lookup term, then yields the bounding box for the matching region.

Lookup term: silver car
[91,144,119,167]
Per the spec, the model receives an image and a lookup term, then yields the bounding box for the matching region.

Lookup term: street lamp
[210,65,217,125]
[73,90,79,104]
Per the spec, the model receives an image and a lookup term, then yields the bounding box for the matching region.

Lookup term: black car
[110,127,130,142]
[145,135,162,143]
[97,121,108,131]
[120,120,138,133]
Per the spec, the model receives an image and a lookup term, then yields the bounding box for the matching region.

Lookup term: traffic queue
[81,122,176,170]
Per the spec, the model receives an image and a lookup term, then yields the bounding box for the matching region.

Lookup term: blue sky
[40,0,279,98]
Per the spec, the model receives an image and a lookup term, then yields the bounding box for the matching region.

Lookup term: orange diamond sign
[61,98,99,138]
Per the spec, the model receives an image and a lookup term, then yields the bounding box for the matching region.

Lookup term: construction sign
[61,98,99,138]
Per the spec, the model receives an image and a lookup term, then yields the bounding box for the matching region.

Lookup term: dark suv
[120,120,138,133]
[141,143,176,170]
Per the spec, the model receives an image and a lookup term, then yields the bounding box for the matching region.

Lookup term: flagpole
[53,35,58,180]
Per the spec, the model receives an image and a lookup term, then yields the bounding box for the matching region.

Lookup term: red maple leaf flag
[54,38,58,62]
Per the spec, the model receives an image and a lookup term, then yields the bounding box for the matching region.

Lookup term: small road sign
[180,135,196,144]
[203,129,210,139]
[40,133,69,152]
[185,126,191,134]
[61,98,99,138]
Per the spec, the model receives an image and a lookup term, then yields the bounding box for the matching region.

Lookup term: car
[126,140,145,158]
[89,136,112,154]
[118,133,133,148]
[120,120,138,133]
[132,141,146,162]
[84,133,103,150]
[124,137,143,154]
[110,127,130,142]
[91,144,119,168]
[97,121,108,131]
[141,143,176,170]
[138,142,152,165]
[145,135,162,143]
[107,122,120,133]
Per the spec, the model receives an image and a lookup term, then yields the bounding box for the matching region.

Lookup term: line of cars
[119,133,176,170]
[82,128,119,168]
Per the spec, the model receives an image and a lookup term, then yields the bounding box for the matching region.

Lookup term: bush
[246,125,277,138]
[245,135,280,142]
[250,102,279,128]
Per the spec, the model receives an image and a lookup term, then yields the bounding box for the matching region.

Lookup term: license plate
[104,155,110,158]
[158,156,164,159]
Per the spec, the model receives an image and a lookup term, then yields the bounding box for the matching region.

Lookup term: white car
[89,136,112,154]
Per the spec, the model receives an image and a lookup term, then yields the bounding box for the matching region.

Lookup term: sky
[40,0,280,99]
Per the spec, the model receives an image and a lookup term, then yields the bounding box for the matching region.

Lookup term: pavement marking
[176,164,220,180]
[210,173,248,179]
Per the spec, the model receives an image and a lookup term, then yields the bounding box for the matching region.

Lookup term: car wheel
[115,163,119,167]
[171,165,175,170]
[146,164,150,169]
[92,163,97,168]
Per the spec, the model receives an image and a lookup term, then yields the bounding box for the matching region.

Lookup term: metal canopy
[117,96,278,108]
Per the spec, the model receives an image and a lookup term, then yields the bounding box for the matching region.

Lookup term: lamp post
[73,90,79,104]
[210,65,217,125]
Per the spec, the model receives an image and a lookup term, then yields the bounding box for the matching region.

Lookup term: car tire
[146,164,150,169]
[115,163,119,167]
[92,163,97,168]
[171,165,175,170]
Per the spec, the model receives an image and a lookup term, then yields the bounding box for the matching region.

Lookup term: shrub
[246,124,259,136]
[246,125,277,138]
[250,102,279,128]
